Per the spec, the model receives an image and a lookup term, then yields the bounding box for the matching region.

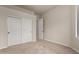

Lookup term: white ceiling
[17,5,56,15]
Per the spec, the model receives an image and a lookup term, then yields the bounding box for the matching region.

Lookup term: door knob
[8,32,10,34]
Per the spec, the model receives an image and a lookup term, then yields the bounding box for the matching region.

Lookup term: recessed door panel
[7,17,22,46]
[22,18,32,43]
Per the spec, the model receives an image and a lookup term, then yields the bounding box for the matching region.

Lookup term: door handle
[8,32,10,34]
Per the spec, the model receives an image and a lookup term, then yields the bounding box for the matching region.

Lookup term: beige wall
[71,6,79,53]
[43,6,74,47]
[0,10,8,49]
[0,6,36,49]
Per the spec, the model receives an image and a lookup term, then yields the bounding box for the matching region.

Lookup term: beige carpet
[0,40,78,54]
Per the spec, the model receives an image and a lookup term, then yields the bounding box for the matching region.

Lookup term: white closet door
[7,17,33,46]
[22,18,32,43]
[7,17,22,46]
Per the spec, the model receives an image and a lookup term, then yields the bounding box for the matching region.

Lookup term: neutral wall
[71,6,79,53]
[43,6,74,47]
[0,9,8,49]
[0,6,36,49]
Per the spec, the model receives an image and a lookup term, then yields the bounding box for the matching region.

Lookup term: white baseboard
[0,46,7,50]
[44,39,71,48]
[71,47,79,53]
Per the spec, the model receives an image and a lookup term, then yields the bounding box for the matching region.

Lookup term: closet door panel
[22,18,32,43]
[7,17,22,46]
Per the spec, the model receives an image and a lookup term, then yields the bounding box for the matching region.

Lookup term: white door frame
[7,16,37,46]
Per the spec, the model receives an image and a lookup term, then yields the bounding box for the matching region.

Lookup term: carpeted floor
[0,40,78,54]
